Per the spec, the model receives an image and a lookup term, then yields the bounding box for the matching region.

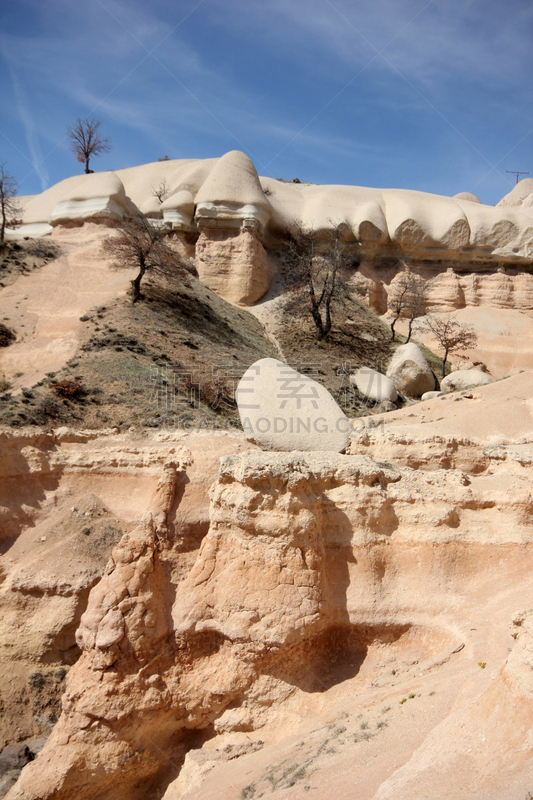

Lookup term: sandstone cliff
[3,374,533,799]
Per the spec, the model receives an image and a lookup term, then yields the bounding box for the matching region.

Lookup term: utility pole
[506,170,529,184]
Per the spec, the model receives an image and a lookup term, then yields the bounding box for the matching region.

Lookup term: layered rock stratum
[10,151,533,315]
[1,369,532,799]
[1,156,533,799]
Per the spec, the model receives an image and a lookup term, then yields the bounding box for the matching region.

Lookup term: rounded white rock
[236,358,351,452]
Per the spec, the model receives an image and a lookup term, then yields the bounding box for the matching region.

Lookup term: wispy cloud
[0,37,50,190]
[0,0,530,203]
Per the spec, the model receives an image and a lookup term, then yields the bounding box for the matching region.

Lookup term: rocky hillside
[1,158,532,800]
[0,226,443,433]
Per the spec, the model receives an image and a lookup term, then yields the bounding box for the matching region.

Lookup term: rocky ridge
[3,370,533,799]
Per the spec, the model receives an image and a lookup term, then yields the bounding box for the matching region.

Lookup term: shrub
[50,378,87,400]
[0,323,15,347]
[37,396,62,419]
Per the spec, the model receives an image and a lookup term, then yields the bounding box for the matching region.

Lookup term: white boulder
[386,343,435,397]
[421,391,443,400]
[235,358,351,452]
[440,369,493,393]
[350,368,397,403]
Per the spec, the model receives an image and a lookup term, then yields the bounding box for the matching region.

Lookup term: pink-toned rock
[195,224,275,305]
[6,439,533,800]
[424,269,466,312]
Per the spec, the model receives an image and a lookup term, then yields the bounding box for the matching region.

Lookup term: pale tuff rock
[423,269,466,312]
[349,266,388,313]
[384,189,470,249]
[453,191,481,203]
[440,369,493,393]
[236,358,351,452]
[49,172,133,226]
[195,150,272,230]
[6,450,401,800]
[5,441,533,800]
[506,610,533,695]
[421,390,443,400]
[160,189,195,229]
[172,451,401,648]
[350,368,398,403]
[195,225,275,305]
[386,343,435,397]
[373,606,533,800]
[359,265,533,318]
[496,177,533,211]
[11,154,533,269]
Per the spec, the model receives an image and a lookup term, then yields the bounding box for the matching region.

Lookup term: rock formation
[195,223,274,305]
[440,368,493,393]
[350,368,398,403]
[4,385,533,800]
[3,154,533,800]
[9,157,533,310]
[386,343,435,397]
[236,358,350,451]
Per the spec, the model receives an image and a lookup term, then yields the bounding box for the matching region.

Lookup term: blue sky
[1,0,532,204]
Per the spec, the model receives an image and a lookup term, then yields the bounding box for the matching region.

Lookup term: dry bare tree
[151,179,170,204]
[103,214,187,303]
[0,162,23,243]
[416,315,478,377]
[283,222,351,339]
[388,270,426,342]
[66,118,112,174]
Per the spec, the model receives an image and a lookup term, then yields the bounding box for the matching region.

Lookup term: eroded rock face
[8,442,533,800]
[5,451,397,800]
[195,224,275,305]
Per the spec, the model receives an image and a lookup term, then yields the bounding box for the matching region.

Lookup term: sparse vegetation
[103,214,189,303]
[388,270,426,341]
[0,162,23,242]
[66,117,111,174]
[0,322,15,346]
[282,222,355,340]
[151,179,170,203]
[416,315,478,377]
[50,378,87,400]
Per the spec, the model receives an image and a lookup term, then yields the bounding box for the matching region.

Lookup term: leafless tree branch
[103,214,189,304]
[416,315,478,377]
[66,118,112,174]
[0,162,23,243]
